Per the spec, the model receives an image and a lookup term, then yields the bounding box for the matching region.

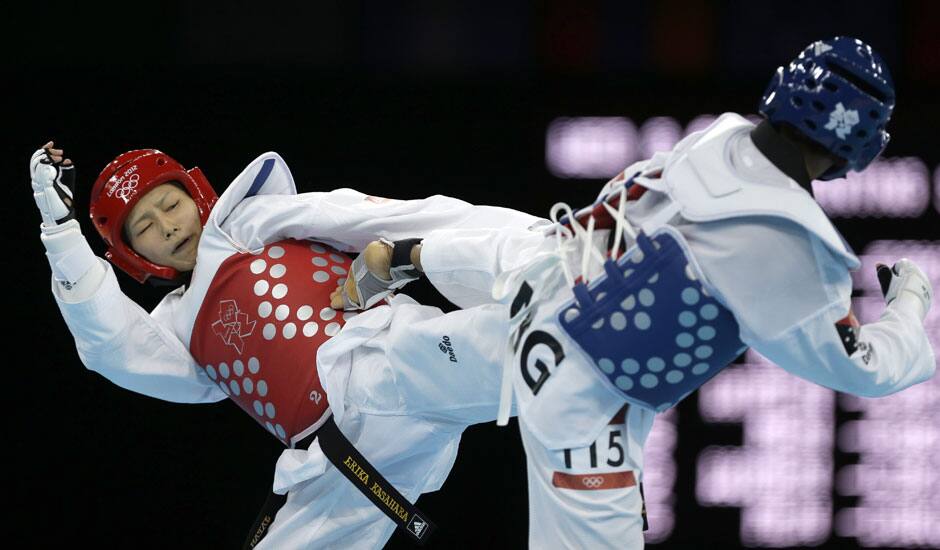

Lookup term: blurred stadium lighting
[839,239,939,548]
[682,114,718,137]
[638,116,683,159]
[545,117,638,178]
[696,351,834,547]
[813,157,931,218]
[642,408,678,543]
[935,165,939,213]
[835,378,940,548]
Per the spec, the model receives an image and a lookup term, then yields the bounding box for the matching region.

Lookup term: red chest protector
[190,240,352,446]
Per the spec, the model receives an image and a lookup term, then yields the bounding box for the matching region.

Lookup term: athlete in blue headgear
[337,37,935,549]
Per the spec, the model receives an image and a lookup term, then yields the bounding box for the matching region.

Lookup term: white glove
[30,143,76,230]
[878,259,933,322]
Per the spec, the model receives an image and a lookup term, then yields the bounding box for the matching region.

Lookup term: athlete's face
[125,183,202,273]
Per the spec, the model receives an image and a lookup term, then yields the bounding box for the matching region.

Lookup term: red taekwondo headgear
[89,150,218,283]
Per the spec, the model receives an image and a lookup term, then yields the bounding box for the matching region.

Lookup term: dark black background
[6,2,938,548]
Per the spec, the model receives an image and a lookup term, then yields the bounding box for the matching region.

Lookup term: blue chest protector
[557,226,746,412]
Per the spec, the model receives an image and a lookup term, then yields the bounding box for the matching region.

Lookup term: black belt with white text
[243,415,436,548]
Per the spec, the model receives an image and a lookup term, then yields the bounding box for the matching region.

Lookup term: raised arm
[32,143,225,404]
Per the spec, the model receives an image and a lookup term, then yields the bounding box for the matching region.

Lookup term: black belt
[243,415,436,548]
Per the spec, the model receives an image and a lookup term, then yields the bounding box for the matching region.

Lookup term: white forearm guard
[40,219,107,301]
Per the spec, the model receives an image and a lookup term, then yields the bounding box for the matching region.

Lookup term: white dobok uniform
[414,113,936,549]
[44,152,540,549]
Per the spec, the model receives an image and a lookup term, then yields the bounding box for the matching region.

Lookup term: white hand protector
[30,147,76,228]
[878,259,933,322]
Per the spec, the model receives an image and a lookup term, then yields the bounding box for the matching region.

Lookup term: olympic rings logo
[582,476,605,488]
[106,164,141,203]
[113,173,140,203]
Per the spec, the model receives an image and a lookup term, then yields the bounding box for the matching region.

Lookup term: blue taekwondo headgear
[759,36,895,180]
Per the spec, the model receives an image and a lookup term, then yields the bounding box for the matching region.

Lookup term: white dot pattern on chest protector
[598,358,615,374]
[692,363,710,375]
[610,311,627,331]
[666,370,684,384]
[697,326,716,340]
[621,359,640,374]
[647,357,665,372]
[253,280,269,296]
[296,305,313,320]
[700,304,719,320]
[194,240,351,445]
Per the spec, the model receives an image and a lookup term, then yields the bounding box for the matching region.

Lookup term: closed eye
[137,223,152,236]
[167,201,180,211]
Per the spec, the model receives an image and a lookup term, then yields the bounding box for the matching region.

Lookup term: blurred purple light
[638,117,682,159]
[813,157,931,218]
[643,408,678,543]
[683,114,717,137]
[834,375,940,547]
[697,352,834,547]
[545,117,638,178]
[935,165,939,214]
[836,240,940,548]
